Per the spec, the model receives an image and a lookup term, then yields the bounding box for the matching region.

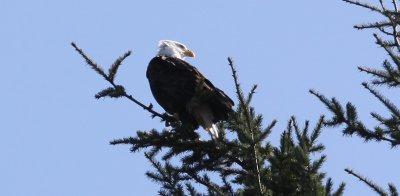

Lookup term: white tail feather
[205,124,219,139]
[194,105,219,139]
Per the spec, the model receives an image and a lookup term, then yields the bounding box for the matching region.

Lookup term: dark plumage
[147,56,234,126]
[146,40,234,138]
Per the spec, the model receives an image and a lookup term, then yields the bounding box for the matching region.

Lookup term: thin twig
[393,0,399,12]
[71,42,175,123]
[342,0,384,14]
[379,0,386,11]
[379,27,395,36]
[354,21,392,30]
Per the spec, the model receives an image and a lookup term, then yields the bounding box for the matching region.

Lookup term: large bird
[146,40,234,139]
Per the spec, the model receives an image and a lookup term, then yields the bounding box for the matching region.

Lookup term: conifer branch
[311,116,324,144]
[227,57,264,195]
[108,50,131,81]
[354,21,392,30]
[71,42,175,123]
[145,153,186,195]
[246,84,258,106]
[325,178,334,195]
[357,65,392,85]
[393,0,399,12]
[389,183,399,196]
[185,183,199,196]
[95,85,125,99]
[71,42,108,79]
[362,82,400,118]
[378,0,386,10]
[332,182,346,196]
[310,88,400,146]
[311,155,326,174]
[313,0,400,156]
[309,89,346,125]
[345,168,388,196]
[344,0,400,52]
[373,34,400,66]
[258,120,277,143]
[267,117,340,195]
[342,0,384,14]
[185,172,225,196]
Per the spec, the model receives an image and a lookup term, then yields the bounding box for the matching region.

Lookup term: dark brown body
[146,56,234,127]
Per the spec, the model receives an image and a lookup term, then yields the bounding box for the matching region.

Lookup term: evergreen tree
[311,0,400,195]
[72,44,344,195]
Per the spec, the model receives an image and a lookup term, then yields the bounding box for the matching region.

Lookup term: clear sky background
[1,0,399,195]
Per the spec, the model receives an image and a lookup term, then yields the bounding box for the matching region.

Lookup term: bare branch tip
[309,89,319,95]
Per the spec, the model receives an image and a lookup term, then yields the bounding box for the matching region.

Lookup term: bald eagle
[146,40,234,139]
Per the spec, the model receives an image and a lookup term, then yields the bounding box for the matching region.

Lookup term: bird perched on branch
[146,40,234,139]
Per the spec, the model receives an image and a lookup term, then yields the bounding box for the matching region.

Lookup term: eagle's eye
[176,44,185,50]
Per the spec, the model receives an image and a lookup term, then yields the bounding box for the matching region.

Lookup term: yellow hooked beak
[183,49,195,58]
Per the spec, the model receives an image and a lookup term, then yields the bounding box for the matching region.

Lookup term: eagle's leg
[162,112,179,127]
[172,113,180,121]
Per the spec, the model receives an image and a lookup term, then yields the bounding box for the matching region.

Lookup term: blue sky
[1,0,398,195]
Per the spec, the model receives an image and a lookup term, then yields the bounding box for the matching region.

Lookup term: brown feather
[146,57,234,128]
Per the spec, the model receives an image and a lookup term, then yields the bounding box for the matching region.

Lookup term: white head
[156,40,195,60]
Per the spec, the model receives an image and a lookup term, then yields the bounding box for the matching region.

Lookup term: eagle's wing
[147,57,234,124]
[170,57,234,122]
